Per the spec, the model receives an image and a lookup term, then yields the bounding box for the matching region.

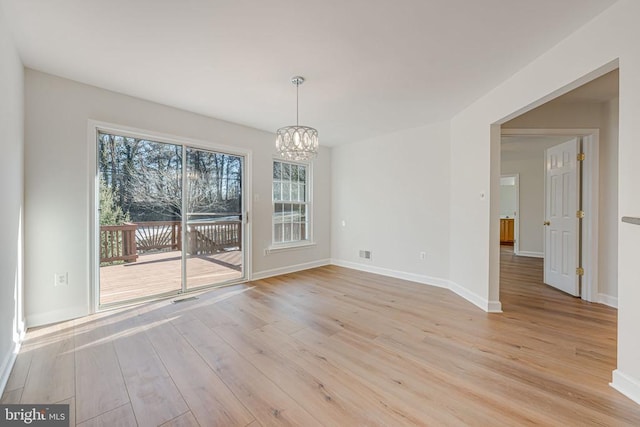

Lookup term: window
[272,160,310,245]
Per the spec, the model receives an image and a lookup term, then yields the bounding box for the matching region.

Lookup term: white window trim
[269,157,314,252]
[266,240,317,254]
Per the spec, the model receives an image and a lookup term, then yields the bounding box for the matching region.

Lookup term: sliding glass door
[97,131,245,307]
[185,148,243,290]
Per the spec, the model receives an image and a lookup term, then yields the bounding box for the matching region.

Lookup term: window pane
[274,203,285,223]
[287,204,294,223]
[274,223,283,243]
[272,160,310,245]
[273,182,281,201]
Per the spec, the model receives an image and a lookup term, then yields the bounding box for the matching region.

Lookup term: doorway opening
[500,129,600,303]
[499,174,518,251]
[496,67,619,309]
[93,125,248,308]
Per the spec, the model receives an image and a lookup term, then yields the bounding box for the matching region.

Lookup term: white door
[544,138,580,296]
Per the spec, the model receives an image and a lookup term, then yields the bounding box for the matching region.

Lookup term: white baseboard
[515,251,544,258]
[0,330,25,396]
[329,259,450,289]
[487,300,503,313]
[448,280,503,313]
[26,305,89,328]
[611,369,640,405]
[330,258,502,313]
[597,293,618,308]
[251,259,331,281]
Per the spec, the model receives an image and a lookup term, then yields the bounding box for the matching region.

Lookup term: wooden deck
[99,250,242,305]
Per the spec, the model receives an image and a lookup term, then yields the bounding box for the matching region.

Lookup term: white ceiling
[548,69,619,104]
[501,135,576,155]
[0,0,618,146]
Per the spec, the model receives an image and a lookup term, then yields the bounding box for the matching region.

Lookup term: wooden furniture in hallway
[500,217,514,244]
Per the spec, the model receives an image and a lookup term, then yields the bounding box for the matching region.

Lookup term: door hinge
[576,267,584,276]
[577,152,585,161]
[576,210,585,219]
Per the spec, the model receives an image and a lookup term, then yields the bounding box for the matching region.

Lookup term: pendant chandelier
[275,76,319,161]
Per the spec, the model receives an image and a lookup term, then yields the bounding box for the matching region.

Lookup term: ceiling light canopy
[275,76,318,161]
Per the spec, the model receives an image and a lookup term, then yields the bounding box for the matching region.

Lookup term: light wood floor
[100,250,242,306]
[3,248,639,426]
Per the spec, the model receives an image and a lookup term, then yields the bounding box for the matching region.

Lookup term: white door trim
[501,128,599,302]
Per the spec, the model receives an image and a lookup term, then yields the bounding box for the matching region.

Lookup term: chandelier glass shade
[275,76,318,161]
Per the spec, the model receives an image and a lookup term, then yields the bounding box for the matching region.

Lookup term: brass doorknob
[543,221,551,226]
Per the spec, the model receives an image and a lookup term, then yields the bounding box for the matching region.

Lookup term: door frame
[501,128,599,302]
[87,120,253,313]
[500,173,520,253]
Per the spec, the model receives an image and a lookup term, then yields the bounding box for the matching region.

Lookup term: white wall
[24,70,331,327]
[499,183,516,218]
[331,121,450,287]
[0,6,25,393]
[449,0,640,403]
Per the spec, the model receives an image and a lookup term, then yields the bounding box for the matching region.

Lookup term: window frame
[268,158,314,252]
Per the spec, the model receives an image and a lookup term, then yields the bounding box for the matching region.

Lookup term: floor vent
[359,250,372,259]
[173,296,198,304]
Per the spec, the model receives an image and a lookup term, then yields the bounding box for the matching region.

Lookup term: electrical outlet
[54,272,68,287]
[420,251,427,261]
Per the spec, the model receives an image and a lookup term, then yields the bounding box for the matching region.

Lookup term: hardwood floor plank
[74,315,130,423]
[4,349,32,392]
[144,315,255,427]
[57,396,75,427]
[0,387,22,404]
[76,403,137,427]
[112,316,190,427]
[293,326,513,426]
[173,318,323,427]
[224,291,303,335]
[20,321,75,404]
[159,411,200,427]
[248,324,430,426]
[214,323,364,426]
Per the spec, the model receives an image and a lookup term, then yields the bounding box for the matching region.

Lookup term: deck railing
[136,221,182,253]
[100,223,138,264]
[188,221,242,254]
[99,220,241,264]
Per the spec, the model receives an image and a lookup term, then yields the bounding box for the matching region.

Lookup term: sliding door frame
[88,120,252,313]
